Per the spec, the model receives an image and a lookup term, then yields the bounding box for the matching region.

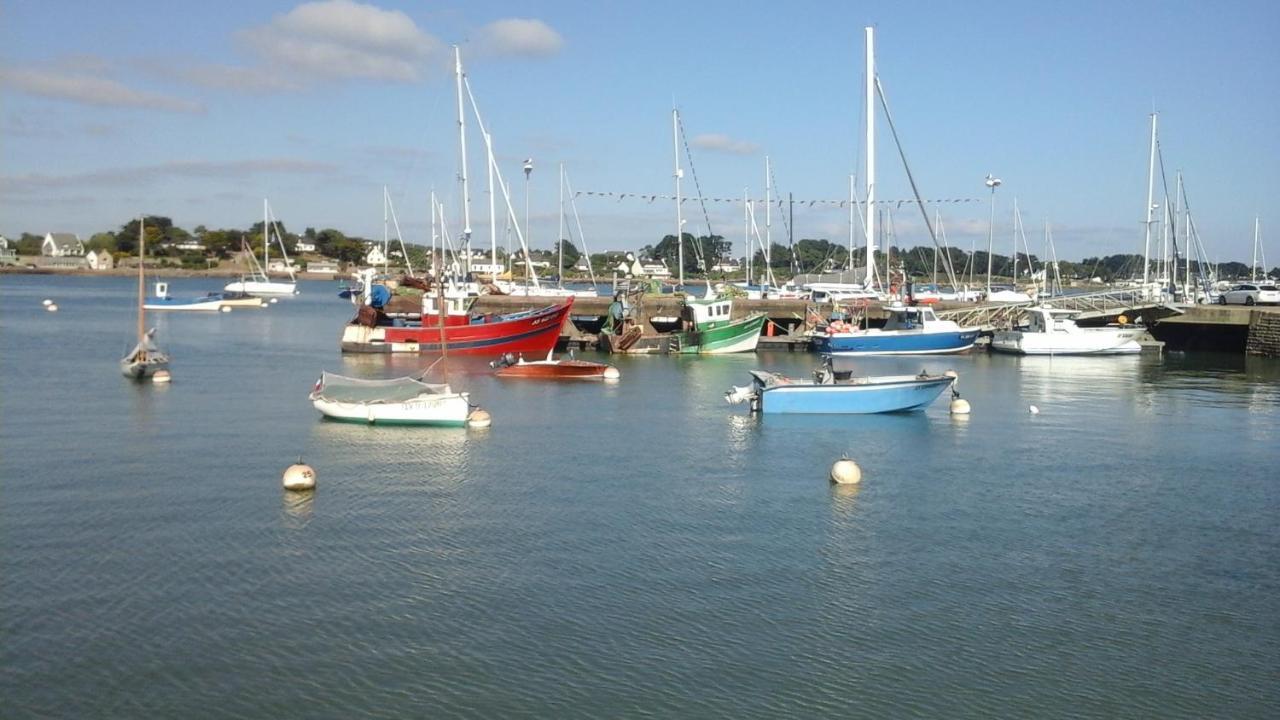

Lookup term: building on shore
[85,249,115,270]
[41,233,84,257]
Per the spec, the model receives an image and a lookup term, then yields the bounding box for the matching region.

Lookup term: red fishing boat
[490,351,620,380]
[341,292,573,356]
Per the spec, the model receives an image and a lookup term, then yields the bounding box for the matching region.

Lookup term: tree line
[10,217,1276,281]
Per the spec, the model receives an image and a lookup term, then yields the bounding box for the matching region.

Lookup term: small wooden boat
[491,351,620,380]
[310,372,473,426]
[121,218,170,380]
[726,360,956,414]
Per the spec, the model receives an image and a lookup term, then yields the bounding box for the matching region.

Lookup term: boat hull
[224,280,297,296]
[759,376,954,414]
[495,360,615,379]
[341,301,572,356]
[143,297,224,311]
[991,328,1143,355]
[120,357,169,380]
[674,313,767,354]
[814,329,979,355]
[312,395,470,426]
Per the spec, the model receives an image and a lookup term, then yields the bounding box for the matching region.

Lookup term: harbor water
[2,275,1278,718]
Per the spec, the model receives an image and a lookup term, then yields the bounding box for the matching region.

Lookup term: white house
[0,235,17,265]
[85,249,115,270]
[640,259,671,278]
[307,260,339,275]
[711,259,741,273]
[365,245,386,266]
[573,256,592,273]
[294,240,317,253]
[42,232,84,257]
[267,259,296,273]
[173,240,206,252]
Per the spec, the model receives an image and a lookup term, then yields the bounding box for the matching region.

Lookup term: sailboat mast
[1142,112,1158,293]
[864,26,877,289]
[765,156,772,282]
[430,188,438,277]
[137,216,145,343]
[1253,216,1261,282]
[263,199,269,271]
[454,46,472,273]
[383,186,390,274]
[558,162,565,285]
[673,108,684,287]
[743,189,750,284]
[487,130,497,274]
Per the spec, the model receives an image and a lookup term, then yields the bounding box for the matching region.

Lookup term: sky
[2,0,1278,266]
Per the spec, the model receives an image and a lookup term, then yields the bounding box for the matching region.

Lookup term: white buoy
[152,370,172,384]
[41,298,53,307]
[220,305,232,313]
[282,461,316,491]
[830,457,862,485]
[943,369,959,379]
[602,366,621,381]
[269,298,279,304]
[950,397,971,415]
[1029,405,1040,415]
[467,409,492,428]
[46,303,59,312]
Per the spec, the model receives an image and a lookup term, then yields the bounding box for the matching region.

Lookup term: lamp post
[523,158,533,280]
[984,174,1002,297]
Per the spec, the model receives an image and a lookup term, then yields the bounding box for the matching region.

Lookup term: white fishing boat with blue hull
[813,304,979,356]
[726,363,956,415]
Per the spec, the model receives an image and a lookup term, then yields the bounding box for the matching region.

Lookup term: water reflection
[281,489,315,528]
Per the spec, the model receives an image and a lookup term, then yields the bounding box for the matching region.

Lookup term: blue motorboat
[811,303,979,355]
[726,361,957,414]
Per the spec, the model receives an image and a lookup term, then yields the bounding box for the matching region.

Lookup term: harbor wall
[1246,311,1280,357]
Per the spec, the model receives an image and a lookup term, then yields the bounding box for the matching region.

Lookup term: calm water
[2,275,1278,718]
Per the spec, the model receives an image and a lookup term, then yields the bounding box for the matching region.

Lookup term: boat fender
[467,409,492,428]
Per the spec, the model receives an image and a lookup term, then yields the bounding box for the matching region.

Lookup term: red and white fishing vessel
[491,350,620,380]
[341,291,573,356]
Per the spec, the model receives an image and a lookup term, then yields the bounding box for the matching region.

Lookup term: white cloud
[1,158,339,196]
[473,18,564,58]
[0,66,204,114]
[238,0,441,82]
[175,65,304,93]
[690,133,759,156]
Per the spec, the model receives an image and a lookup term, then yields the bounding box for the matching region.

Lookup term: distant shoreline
[0,265,342,280]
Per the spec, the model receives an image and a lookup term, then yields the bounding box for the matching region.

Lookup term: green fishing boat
[599,290,766,354]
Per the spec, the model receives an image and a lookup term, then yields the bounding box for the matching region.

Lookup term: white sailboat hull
[224,279,297,296]
[312,394,471,426]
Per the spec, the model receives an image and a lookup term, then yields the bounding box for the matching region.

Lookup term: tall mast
[864,26,876,289]
[486,130,497,274]
[1174,172,1184,292]
[430,188,438,276]
[263,199,269,270]
[1252,216,1261,282]
[743,188,750,283]
[765,155,772,281]
[558,162,565,285]
[454,46,472,271]
[1142,112,1157,293]
[382,186,390,274]
[849,175,855,273]
[137,216,145,343]
[673,108,684,287]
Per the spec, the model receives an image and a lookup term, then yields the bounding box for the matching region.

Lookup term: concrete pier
[1148,305,1280,355]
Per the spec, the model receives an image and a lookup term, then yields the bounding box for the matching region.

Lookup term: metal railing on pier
[936,289,1171,330]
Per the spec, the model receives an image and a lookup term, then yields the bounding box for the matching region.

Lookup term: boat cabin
[681,296,734,331]
[881,304,942,331]
[1019,306,1082,334]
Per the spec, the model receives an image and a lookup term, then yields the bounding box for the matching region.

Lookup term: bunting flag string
[573,191,979,206]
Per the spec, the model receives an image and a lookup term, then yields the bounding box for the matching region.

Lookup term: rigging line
[1154,140,1183,271]
[675,113,711,269]
[874,76,959,289]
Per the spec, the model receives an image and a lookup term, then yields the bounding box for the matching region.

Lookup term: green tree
[17,233,42,255]
[553,239,581,268]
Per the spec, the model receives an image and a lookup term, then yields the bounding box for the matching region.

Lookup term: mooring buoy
[283,461,316,491]
[830,457,862,485]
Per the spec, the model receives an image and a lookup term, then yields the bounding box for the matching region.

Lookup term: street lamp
[984,174,1002,297]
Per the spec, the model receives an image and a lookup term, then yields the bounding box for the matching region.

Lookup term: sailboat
[224,199,298,296]
[120,217,170,380]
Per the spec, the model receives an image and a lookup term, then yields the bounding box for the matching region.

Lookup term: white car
[1219,283,1280,305]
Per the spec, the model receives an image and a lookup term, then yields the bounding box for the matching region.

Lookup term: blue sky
[3,0,1277,264]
